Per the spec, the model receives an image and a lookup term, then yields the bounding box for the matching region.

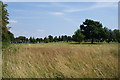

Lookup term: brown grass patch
[2,43,118,78]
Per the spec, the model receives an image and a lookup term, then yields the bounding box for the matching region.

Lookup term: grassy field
[2,42,119,78]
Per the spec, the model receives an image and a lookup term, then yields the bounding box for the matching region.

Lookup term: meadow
[2,42,119,78]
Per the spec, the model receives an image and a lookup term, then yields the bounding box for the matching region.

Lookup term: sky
[5,2,118,38]
[3,0,120,2]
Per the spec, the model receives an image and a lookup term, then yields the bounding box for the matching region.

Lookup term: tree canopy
[80,19,104,43]
[1,1,14,47]
[72,29,85,43]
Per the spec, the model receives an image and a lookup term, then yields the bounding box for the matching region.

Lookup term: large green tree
[100,27,109,41]
[113,29,120,43]
[72,29,85,43]
[80,19,103,44]
[1,2,9,42]
[1,1,14,47]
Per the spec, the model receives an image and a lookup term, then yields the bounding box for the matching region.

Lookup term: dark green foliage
[1,2,9,43]
[80,19,103,44]
[113,29,120,43]
[15,36,26,43]
[58,36,61,41]
[44,37,49,43]
[48,35,53,42]
[100,27,110,41]
[106,29,115,43]
[1,1,14,47]
[67,36,72,42]
[61,35,67,41]
[53,36,58,42]
[72,29,85,43]
[29,37,36,43]
[36,38,43,43]
[7,31,14,41]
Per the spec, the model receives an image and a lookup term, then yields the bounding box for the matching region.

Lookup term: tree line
[11,19,120,44]
[11,25,120,44]
[11,35,73,43]
[1,1,120,46]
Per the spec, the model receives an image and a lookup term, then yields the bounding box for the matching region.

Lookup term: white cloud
[64,2,117,13]
[50,12,64,16]
[92,2,117,8]
[64,9,82,13]
[26,4,49,8]
[9,20,18,23]
[37,29,45,32]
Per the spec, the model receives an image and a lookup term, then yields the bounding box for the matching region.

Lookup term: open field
[2,42,119,78]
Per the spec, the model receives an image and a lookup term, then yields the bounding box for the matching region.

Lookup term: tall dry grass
[2,42,118,78]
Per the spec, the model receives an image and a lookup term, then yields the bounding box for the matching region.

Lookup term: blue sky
[5,2,118,38]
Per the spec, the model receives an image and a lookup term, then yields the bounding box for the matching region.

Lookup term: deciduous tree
[72,29,85,43]
[80,19,103,44]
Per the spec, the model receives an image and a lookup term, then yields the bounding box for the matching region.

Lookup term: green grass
[2,42,119,78]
